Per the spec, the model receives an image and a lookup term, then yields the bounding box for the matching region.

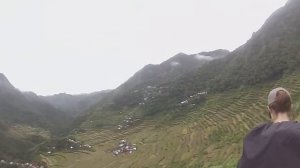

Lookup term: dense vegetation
[168,0,300,97]
[45,70,300,168]
[0,74,108,163]
[89,0,300,121]
[55,0,300,167]
[1,0,300,167]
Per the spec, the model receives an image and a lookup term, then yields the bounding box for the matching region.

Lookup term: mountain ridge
[1,0,300,166]
[41,90,111,116]
[64,1,300,167]
[0,73,15,90]
[75,0,300,143]
[113,49,229,101]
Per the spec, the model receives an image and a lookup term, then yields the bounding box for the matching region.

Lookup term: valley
[43,71,300,168]
[0,0,300,167]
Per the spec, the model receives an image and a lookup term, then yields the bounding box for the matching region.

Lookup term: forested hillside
[58,1,300,167]
[1,0,300,167]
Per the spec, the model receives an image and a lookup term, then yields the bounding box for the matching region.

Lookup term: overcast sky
[0,0,288,95]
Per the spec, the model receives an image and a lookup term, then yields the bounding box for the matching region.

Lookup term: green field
[44,71,300,168]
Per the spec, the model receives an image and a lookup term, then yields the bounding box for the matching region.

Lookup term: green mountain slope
[1,0,299,167]
[56,0,300,167]
[174,0,300,93]
[107,0,300,117]
[46,70,300,168]
[0,122,49,162]
[0,74,67,162]
[0,74,68,133]
[0,73,111,163]
[113,50,229,106]
[41,90,111,117]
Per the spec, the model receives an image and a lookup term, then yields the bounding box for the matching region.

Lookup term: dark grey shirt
[238,121,300,168]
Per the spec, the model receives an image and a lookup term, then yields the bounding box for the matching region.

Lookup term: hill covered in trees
[60,0,300,167]
[0,74,109,163]
[1,0,300,167]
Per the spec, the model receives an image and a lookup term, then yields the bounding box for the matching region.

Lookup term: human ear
[267,106,272,120]
[267,106,271,113]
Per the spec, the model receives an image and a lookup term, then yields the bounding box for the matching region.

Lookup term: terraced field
[46,71,300,168]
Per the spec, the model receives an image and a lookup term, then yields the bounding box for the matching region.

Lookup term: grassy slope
[45,71,300,168]
[0,124,50,161]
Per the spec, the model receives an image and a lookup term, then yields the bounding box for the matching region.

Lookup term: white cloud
[194,54,214,61]
[170,61,180,66]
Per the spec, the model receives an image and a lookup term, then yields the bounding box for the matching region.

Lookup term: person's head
[267,87,293,122]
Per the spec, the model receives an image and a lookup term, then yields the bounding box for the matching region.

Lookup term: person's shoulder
[279,121,300,129]
[251,122,272,132]
[244,122,271,138]
[290,120,300,127]
[285,121,300,131]
[276,121,300,136]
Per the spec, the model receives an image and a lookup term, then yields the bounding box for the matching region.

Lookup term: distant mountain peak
[0,73,14,89]
[198,49,230,57]
[115,49,229,96]
[0,73,7,80]
[174,52,188,57]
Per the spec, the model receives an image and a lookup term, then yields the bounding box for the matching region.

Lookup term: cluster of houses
[134,86,208,108]
[138,84,216,108]
[0,160,45,168]
[112,140,137,156]
[179,91,208,106]
[135,85,169,106]
[71,128,86,134]
[46,138,93,155]
[117,116,139,130]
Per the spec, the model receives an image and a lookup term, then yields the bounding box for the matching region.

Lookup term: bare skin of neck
[271,112,290,123]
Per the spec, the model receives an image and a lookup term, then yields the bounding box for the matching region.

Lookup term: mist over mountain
[0,74,69,161]
[1,0,300,167]
[167,0,300,95]
[79,0,300,117]
[41,90,111,117]
[0,73,111,161]
[114,49,229,102]
[0,73,112,130]
[0,74,68,133]
[66,1,300,167]
[0,73,16,90]
[0,48,228,134]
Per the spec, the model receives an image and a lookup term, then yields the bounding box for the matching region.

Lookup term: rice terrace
[1,0,300,167]
[43,71,300,168]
